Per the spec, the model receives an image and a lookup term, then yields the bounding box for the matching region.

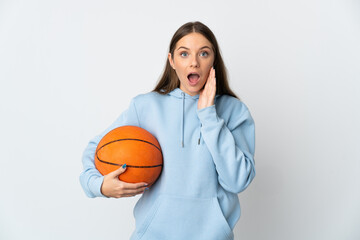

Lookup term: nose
[190,55,199,68]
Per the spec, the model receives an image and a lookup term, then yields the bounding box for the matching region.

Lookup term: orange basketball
[95,126,163,186]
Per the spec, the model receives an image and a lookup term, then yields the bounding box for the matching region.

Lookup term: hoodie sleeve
[79,98,140,198]
[196,102,256,194]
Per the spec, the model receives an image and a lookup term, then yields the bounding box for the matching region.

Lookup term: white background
[0,0,359,239]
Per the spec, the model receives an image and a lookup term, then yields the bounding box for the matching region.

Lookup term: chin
[180,80,205,96]
[188,86,202,93]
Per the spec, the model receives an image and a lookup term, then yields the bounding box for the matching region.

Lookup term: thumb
[108,164,127,178]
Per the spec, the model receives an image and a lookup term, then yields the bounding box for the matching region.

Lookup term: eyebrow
[176,46,212,51]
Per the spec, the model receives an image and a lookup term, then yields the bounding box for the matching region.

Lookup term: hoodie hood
[168,88,201,99]
[168,88,220,148]
[168,87,222,100]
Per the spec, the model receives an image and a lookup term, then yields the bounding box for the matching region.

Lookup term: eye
[180,52,188,57]
[200,51,209,57]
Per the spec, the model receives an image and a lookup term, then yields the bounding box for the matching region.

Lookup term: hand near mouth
[198,67,216,110]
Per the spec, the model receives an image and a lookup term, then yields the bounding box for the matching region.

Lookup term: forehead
[175,32,213,50]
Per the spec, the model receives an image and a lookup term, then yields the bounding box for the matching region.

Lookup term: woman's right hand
[101,164,148,198]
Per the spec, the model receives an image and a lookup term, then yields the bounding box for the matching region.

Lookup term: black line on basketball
[97,138,161,153]
[97,158,163,168]
[95,138,163,168]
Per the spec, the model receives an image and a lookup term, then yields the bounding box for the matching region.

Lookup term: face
[168,32,215,96]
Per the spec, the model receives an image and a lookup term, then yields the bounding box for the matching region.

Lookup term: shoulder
[131,91,164,104]
[129,91,166,112]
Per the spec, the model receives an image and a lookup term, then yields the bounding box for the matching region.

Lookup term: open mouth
[187,73,200,86]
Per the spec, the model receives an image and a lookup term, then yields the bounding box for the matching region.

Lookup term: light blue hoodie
[80,88,256,240]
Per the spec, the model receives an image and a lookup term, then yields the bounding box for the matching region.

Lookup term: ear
[168,53,175,70]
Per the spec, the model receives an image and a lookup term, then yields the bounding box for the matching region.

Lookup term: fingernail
[122,164,127,169]
[145,187,149,191]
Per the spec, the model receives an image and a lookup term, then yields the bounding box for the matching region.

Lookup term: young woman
[80,21,256,240]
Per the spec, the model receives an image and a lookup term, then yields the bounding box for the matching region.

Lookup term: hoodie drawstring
[180,91,202,147]
[198,123,202,145]
[181,92,185,148]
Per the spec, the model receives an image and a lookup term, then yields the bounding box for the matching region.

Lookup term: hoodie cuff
[89,175,108,198]
[197,105,220,125]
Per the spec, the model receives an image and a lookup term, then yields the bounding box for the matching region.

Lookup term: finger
[209,68,215,87]
[108,164,127,178]
[114,193,137,198]
[122,194,137,198]
[121,181,149,190]
[210,68,215,83]
[211,68,216,90]
[204,68,215,95]
[205,68,213,85]
[203,71,211,92]
[122,190,146,197]
[213,68,216,83]
[122,186,148,195]
[210,67,215,82]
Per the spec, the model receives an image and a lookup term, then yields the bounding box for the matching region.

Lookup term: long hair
[153,21,239,99]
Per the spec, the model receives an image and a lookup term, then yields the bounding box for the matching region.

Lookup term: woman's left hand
[198,67,216,110]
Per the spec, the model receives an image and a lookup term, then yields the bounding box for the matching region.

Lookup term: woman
[80,21,256,240]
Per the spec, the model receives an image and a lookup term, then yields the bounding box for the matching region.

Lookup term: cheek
[203,66,212,78]
[203,59,214,71]
[175,67,185,76]
[174,68,186,82]
[174,64,187,77]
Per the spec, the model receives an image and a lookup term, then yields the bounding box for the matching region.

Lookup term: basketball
[95,126,163,186]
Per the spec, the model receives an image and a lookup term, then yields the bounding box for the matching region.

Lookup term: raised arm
[197,103,256,194]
